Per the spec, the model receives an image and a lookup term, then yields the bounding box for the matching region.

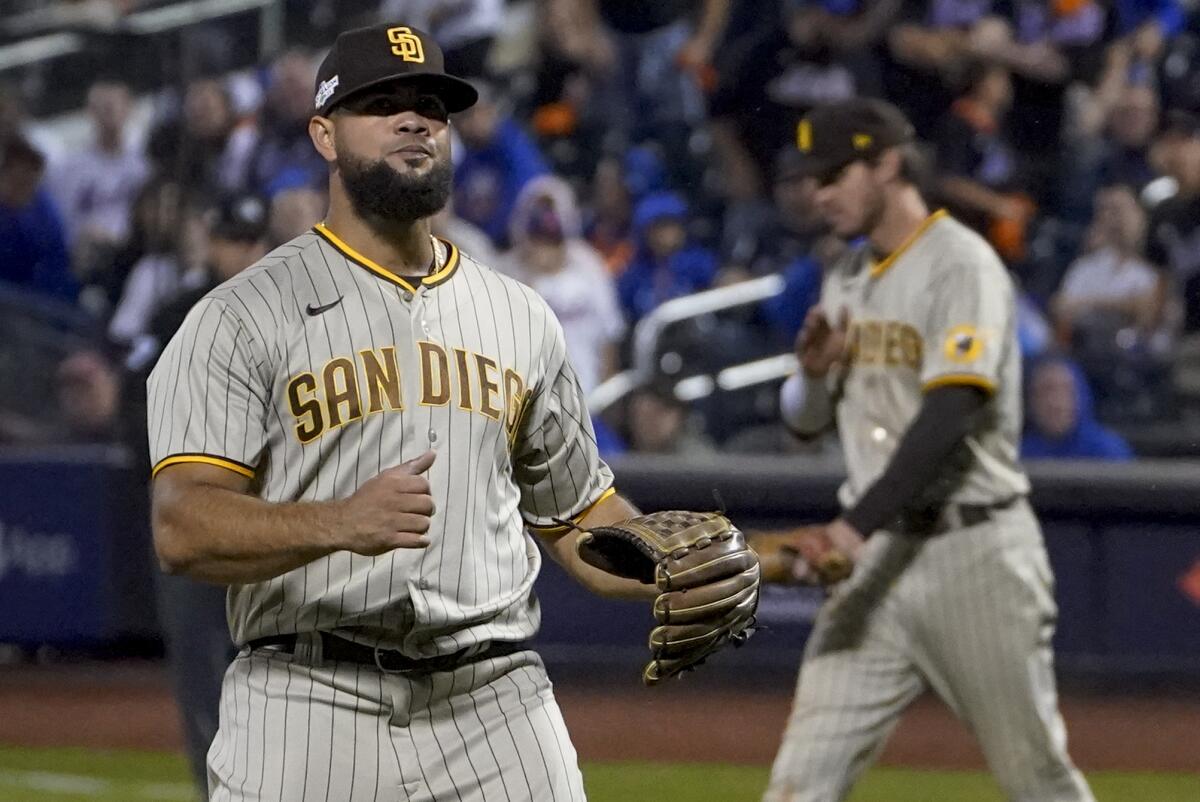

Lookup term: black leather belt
[248,633,528,674]
[892,496,1021,537]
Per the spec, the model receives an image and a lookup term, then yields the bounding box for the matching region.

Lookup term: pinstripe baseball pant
[765,501,1094,802]
[207,638,585,801]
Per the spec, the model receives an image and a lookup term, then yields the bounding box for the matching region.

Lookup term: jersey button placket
[411,293,438,449]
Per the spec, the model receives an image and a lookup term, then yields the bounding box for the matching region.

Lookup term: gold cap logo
[853,133,873,150]
[797,119,812,152]
[387,26,425,62]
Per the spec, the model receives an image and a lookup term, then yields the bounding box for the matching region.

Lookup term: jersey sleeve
[512,313,615,533]
[146,296,270,479]
[919,256,1012,395]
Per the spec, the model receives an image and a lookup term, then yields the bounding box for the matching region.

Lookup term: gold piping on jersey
[526,486,618,535]
[152,453,256,479]
[922,373,997,394]
[312,223,460,292]
[869,209,949,279]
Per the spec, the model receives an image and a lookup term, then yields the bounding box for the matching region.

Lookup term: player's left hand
[572,511,760,686]
[749,519,863,587]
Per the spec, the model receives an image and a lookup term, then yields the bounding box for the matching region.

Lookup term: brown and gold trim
[922,373,997,394]
[870,208,948,279]
[526,486,618,535]
[152,453,256,479]
[312,223,460,292]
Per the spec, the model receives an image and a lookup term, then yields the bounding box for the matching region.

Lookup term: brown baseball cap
[313,23,478,117]
[789,98,916,182]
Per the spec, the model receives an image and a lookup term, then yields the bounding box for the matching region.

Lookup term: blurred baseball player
[145,23,739,801]
[762,99,1095,802]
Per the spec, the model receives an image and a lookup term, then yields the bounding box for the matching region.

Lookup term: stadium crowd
[4,0,1200,461]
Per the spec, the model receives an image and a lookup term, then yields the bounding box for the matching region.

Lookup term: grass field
[0,747,1196,801]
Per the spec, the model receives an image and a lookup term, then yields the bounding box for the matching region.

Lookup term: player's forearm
[843,385,988,536]
[153,484,343,583]
[541,493,658,602]
[780,372,835,439]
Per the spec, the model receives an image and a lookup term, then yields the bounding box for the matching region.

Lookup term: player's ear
[309,116,337,163]
[876,148,903,184]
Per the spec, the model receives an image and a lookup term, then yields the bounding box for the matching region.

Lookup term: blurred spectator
[378,0,504,77]
[1016,286,1054,359]
[727,148,832,276]
[1053,183,1162,344]
[454,82,549,247]
[1147,111,1200,333]
[0,81,62,164]
[85,177,184,315]
[247,50,326,196]
[624,380,715,456]
[501,176,625,393]
[148,77,258,198]
[935,61,1034,262]
[47,80,149,280]
[1110,0,1183,66]
[541,0,730,149]
[709,0,902,184]
[128,194,269,374]
[267,187,326,248]
[586,154,635,275]
[591,413,628,457]
[0,138,75,302]
[107,183,208,344]
[1022,354,1134,459]
[1061,80,1160,222]
[886,0,998,131]
[617,191,718,323]
[431,199,499,266]
[55,349,121,442]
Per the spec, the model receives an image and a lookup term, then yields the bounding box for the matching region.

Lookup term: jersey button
[402,291,414,302]
[428,430,438,443]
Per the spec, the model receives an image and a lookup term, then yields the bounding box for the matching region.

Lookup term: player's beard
[337,151,453,224]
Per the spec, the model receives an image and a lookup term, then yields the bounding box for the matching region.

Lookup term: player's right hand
[337,450,437,555]
[796,305,850,379]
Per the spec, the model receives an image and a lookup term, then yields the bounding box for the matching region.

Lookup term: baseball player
[762,99,1096,802]
[146,24,672,801]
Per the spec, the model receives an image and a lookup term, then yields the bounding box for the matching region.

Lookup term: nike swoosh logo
[306,296,344,316]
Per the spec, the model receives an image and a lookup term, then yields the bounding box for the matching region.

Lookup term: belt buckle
[373,646,418,675]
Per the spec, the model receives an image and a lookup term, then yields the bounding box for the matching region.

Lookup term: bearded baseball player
[146,22,757,802]
[758,99,1095,802]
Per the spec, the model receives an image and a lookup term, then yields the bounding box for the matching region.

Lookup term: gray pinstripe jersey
[819,211,1030,508]
[147,225,613,657]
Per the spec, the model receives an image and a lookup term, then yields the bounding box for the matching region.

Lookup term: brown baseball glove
[573,511,760,685]
[749,525,854,586]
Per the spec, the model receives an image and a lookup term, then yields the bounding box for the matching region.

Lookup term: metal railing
[0,0,285,71]
[589,274,789,415]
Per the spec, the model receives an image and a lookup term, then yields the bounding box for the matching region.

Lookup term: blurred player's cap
[314,23,478,117]
[211,194,269,242]
[791,98,915,182]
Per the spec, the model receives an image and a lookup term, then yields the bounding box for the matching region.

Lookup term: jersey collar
[868,209,948,279]
[313,222,460,293]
